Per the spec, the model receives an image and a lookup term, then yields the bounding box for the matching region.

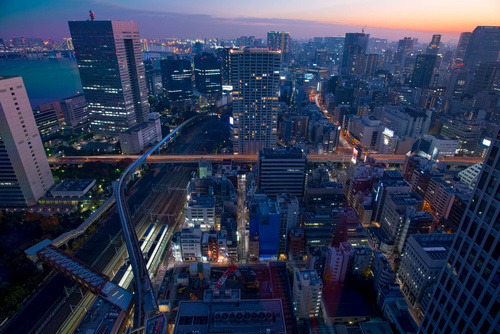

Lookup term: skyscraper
[216,47,232,85]
[341,33,370,76]
[463,26,500,73]
[160,58,193,103]
[411,54,437,88]
[258,147,307,198]
[0,76,55,207]
[394,37,414,63]
[419,125,500,333]
[469,61,499,94]
[230,48,280,155]
[426,34,441,55]
[69,19,149,136]
[267,31,291,62]
[194,53,222,95]
[454,32,472,67]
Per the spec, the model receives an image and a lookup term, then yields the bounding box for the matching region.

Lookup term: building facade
[293,269,323,318]
[0,76,55,207]
[258,148,307,198]
[419,126,500,333]
[398,233,454,318]
[230,49,281,155]
[69,20,149,136]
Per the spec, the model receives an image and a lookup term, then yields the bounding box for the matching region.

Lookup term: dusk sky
[0,0,498,43]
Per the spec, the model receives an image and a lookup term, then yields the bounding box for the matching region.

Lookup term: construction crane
[362,25,367,34]
[189,265,238,301]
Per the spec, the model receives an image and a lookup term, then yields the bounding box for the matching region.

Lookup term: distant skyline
[1,0,498,43]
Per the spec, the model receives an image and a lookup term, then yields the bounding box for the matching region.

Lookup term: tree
[118,158,133,171]
[25,212,41,222]
[40,215,59,233]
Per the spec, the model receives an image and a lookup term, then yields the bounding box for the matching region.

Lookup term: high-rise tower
[341,33,370,76]
[0,76,55,207]
[454,32,472,67]
[267,31,291,62]
[230,48,280,155]
[411,54,437,88]
[69,19,149,136]
[194,53,222,95]
[419,125,500,333]
[463,26,500,73]
[426,34,441,55]
[160,58,193,103]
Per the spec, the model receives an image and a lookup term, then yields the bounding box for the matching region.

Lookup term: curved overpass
[115,113,204,328]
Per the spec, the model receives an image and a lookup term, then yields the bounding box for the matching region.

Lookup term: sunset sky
[0,0,498,43]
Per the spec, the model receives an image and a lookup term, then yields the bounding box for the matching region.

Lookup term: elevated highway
[50,152,482,166]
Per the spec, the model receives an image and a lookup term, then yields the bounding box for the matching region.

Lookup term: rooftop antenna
[362,25,367,34]
[89,10,95,21]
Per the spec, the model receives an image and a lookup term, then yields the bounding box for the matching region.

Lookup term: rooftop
[174,297,286,334]
[51,179,95,193]
[412,233,455,261]
[359,322,395,334]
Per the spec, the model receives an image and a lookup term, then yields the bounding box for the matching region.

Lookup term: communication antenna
[89,10,95,21]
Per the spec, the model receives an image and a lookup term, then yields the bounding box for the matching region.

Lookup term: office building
[379,105,431,139]
[447,68,471,98]
[454,32,472,66]
[258,147,307,198]
[458,162,483,189]
[378,128,400,154]
[216,47,232,85]
[173,290,287,334]
[293,269,323,318]
[469,61,499,94]
[324,242,354,285]
[160,58,193,102]
[118,112,162,154]
[276,193,300,256]
[372,170,412,224]
[394,37,414,63]
[305,182,346,211]
[0,76,55,207]
[419,125,500,333]
[371,251,396,291]
[346,115,382,149]
[69,19,149,136]
[379,192,424,255]
[288,228,306,261]
[267,31,291,62]
[144,59,162,96]
[194,53,222,95]
[398,234,454,318]
[440,119,482,154]
[185,193,216,231]
[230,48,280,155]
[171,226,203,261]
[411,55,437,88]
[341,33,369,76]
[463,26,500,73]
[426,34,441,55]
[33,108,60,139]
[38,100,64,123]
[368,37,388,54]
[59,94,88,127]
[248,195,280,260]
[428,134,459,159]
